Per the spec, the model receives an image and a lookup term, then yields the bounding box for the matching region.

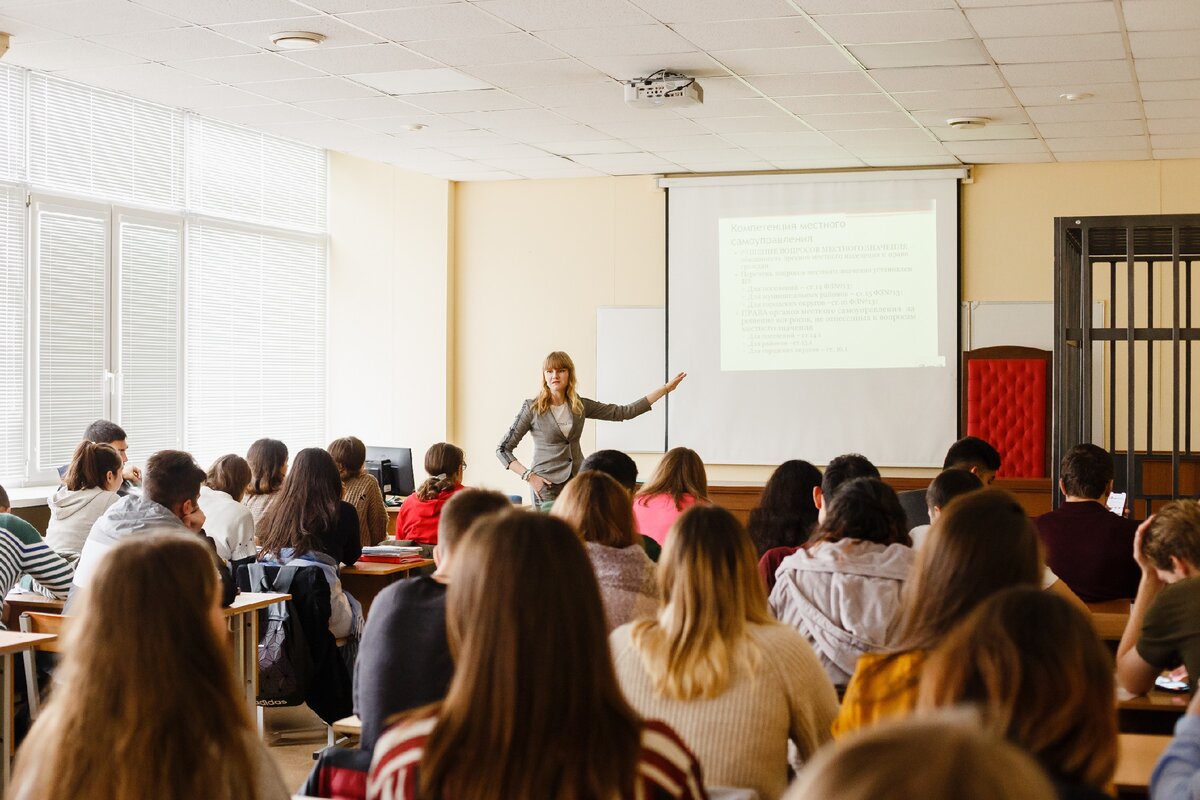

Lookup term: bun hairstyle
[64,440,123,492]
[416,443,465,501]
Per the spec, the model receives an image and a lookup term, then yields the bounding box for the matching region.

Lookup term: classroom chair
[19,611,67,721]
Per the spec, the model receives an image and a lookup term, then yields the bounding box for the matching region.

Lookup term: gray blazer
[496,396,652,485]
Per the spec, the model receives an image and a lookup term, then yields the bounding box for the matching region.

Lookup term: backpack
[245,563,314,706]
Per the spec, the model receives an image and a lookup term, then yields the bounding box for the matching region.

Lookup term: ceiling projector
[624,70,703,109]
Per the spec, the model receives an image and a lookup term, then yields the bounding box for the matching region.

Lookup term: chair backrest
[19,611,69,653]
[962,345,1051,478]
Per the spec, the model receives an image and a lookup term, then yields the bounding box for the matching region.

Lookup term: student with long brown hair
[12,533,290,800]
[243,438,288,527]
[833,489,1043,736]
[918,587,1117,800]
[633,446,709,546]
[367,511,706,800]
[552,470,656,631]
[395,442,466,549]
[611,505,838,800]
[46,440,123,554]
[329,435,389,547]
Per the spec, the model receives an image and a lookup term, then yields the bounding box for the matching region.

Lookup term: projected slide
[718,208,945,371]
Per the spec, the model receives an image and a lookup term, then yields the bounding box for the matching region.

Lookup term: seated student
[908,468,983,550]
[758,453,880,593]
[833,489,1042,736]
[1036,443,1140,603]
[1117,502,1200,695]
[552,471,656,632]
[770,477,914,686]
[354,488,510,751]
[898,436,1001,530]
[198,455,256,574]
[46,440,123,555]
[783,716,1057,800]
[368,512,706,800]
[11,533,290,800]
[58,419,142,495]
[257,447,362,639]
[395,443,466,554]
[748,459,822,558]
[611,505,837,800]
[579,449,661,561]
[632,447,708,546]
[329,436,388,547]
[71,449,234,608]
[919,588,1117,800]
[243,438,288,528]
[1151,690,1200,799]
[0,486,73,605]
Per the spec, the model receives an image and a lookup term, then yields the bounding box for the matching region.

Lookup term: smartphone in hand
[1107,491,1127,516]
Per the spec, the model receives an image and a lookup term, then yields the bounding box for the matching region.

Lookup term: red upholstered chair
[961,346,1051,479]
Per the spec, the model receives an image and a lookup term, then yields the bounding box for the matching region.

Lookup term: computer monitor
[365,446,416,498]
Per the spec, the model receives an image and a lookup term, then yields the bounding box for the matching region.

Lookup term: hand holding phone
[1107,491,1127,516]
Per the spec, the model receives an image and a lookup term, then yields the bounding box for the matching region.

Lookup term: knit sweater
[0,514,74,615]
[610,621,839,800]
[586,542,657,632]
[343,472,389,547]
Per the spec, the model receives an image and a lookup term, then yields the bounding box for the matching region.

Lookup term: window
[0,185,25,480]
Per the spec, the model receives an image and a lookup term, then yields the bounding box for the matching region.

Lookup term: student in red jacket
[396,443,466,549]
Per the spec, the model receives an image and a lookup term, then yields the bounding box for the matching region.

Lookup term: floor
[263,705,347,793]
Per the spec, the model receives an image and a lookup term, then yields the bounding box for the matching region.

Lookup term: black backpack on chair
[242,563,314,706]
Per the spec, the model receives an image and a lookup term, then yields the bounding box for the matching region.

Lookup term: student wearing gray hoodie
[45,441,124,555]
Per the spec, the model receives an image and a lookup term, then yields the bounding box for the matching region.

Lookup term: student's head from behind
[0,483,8,513]
[63,441,123,493]
[552,471,637,549]
[919,587,1117,791]
[747,459,822,554]
[925,468,984,521]
[257,447,342,558]
[434,488,510,570]
[14,533,256,800]
[1059,443,1114,500]
[1140,500,1200,583]
[815,477,909,548]
[943,436,1002,485]
[143,450,206,527]
[327,435,367,481]
[630,505,770,700]
[580,449,638,492]
[895,489,1042,651]
[205,454,252,503]
[415,442,466,502]
[816,453,880,522]
[245,438,288,496]
[423,510,641,798]
[636,446,708,508]
[783,715,1056,800]
[83,419,128,464]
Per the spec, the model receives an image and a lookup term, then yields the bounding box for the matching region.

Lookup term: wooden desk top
[1115,733,1171,791]
[0,631,56,655]
[332,715,362,736]
[4,591,65,610]
[225,592,290,615]
[343,560,434,576]
[1094,612,1130,641]
[1119,688,1191,712]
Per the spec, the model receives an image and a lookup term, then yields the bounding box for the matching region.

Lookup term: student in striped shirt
[0,486,74,612]
[367,511,706,800]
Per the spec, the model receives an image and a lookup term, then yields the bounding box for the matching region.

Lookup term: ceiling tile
[849,39,990,69]
[555,98,675,123]
[93,27,253,62]
[862,154,962,166]
[709,46,851,75]
[499,124,610,143]
[0,13,71,44]
[511,165,609,178]
[1046,135,1150,151]
[965,2,1119,37]
[4,38,145,72]
[802,111,918,130]
[956,152,1053,164]
[869,65,1005,93]
[1013,83,1139,105]
[747,71,877,96]
[349,68,493,94]
[845,140,952,155]
[944,138,1049,155]
[413,129,516,147]
[298,95,428,118]
[625,133,735,150]
[130,0,314,26]
[536,25,695,58]
[507,82,622,108]
[718,130,847,148]
[1037,119,1146,137]
[984,33,1126,64]
[539,139,639,155]
[448,107,573,128]
[1122,0,1200,32]
[54,62,211,92]
[1054,149,1151,161]
[1000,60,1133,87]
[697,115,816,133]
[442,143,552,159]
[1026,101,1143,122]
[1144,99,1200,118]
[1148,118,1200,134]
[1140,81,1200,101]
[669,18,826,50]
[128,82,268,109]
[478,155,586,170]
[215,17,384,50]
[460,59,612,89]
[590,116,709,137]
[171,53,324,83]
[1151,133,1200,148]
[811,10,973,44]
[664,157,774,172]
[404,89,533,113]
[1136,58,1200,82]
[768,155,867,168]
[823,127,941,146]
[632,0,800,22]
[241,76,380,103]
[1,0,181,36]
[308,0,460,10]
[892,87,1018,110]
[928,122,1037,140]
[206,103,329,126]
[570,152,682,173]
[1128,31,1198,60]
[281,43,440,75]
[340,5,517,41]
[579,53,726,81]
[1154,148,1200,159]
[778,93,898,114]
[405,33,564,66]
[796,0,956,11]
[471,0,656,31]
[910,106,1029,125]
[675,98,792,118]
[355,114,474,132]
[254,119,383,147]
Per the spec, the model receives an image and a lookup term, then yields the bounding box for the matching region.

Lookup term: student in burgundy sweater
[1036,444,1140,604]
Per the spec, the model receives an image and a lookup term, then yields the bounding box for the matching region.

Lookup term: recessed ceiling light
[1059,92,1094,102]
[270,31,326,50]
[946,116,989,130]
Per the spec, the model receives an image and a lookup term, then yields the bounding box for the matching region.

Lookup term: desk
[342,560,434,617]
[1116,733,1171,795]
[1094,612,1130,641]
[0,631,56,788]
[332,714,362,737]
[223,592,290,719]
[2,592,64,629]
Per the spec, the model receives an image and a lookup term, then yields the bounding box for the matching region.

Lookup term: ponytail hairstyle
[245,438,288,496]
[64,440,123,492]
[532,351,584,416]
[416,443,465,501]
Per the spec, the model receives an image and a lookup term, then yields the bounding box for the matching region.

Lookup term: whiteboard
[595,307,666,453]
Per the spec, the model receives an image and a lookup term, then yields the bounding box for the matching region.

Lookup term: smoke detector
[946,116,989,130]
[269,31,326,50]
[0,33,9,59]
[624,70,704,109]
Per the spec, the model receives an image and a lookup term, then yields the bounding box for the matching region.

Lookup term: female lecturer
[497,351,686,502]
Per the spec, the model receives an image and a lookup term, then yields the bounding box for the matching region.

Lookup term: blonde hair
[629,505,772,700]
[918,587,1117,790]
[532,351,583,416]
[552,471,638,548]
[13,533,260,800]
[784,714,1057,800]
[635,447,708,510]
